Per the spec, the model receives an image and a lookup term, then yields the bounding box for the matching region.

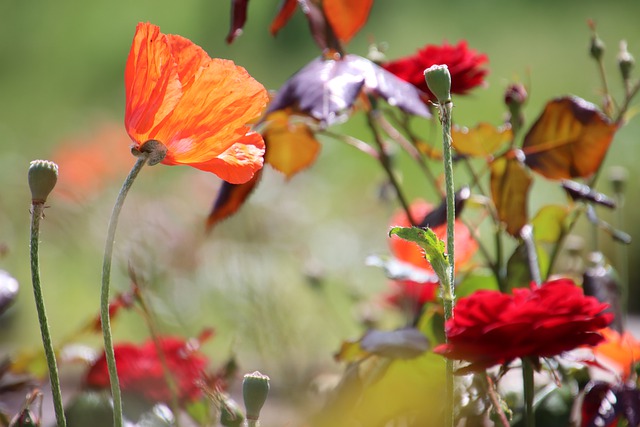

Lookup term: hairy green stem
[101,155,148,427]
[522,359,536,427]
[438,100,456,427]
[29,203,67,427]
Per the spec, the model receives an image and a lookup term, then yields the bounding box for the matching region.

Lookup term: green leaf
[388,226,450,288]
[456,270,500,298]
[532,205,568,243]
[505,242,549,291]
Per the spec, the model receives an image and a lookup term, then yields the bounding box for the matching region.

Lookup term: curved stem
[101,155,148,427]
[29,203,67,427]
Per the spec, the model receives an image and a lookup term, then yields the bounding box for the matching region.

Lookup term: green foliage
[388,226,450,289]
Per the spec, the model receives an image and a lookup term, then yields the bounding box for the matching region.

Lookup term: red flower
[86,337,208,403]
[433,279,614,372]
[386,201,477,308]
[125,22,269,184]
[382,41,488,101]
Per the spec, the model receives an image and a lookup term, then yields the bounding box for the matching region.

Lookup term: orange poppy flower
[593,327,640,379]
[125,22,269,184]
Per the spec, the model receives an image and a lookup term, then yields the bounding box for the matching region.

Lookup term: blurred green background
[1,0,640,420]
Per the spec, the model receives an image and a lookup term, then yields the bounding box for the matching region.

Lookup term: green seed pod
[28,160,58,204]
[423,64,452,105]
[242,371,270,421]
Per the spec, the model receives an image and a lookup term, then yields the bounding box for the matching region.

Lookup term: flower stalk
[522,359,536,427]
[28,160,67,427]
[100,153,150,427]
[424,64,456,427]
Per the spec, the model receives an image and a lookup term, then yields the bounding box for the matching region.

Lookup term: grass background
[1,0,639,421]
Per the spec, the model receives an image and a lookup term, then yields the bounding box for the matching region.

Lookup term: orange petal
[270,0,298,36]
[183,131,265,184]
[153,58,268,166]
[125,22,182,142]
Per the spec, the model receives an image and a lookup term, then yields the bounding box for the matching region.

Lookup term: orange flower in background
[389,200,477,274]
[53,123,134,202]
[593,328,640,379]
[125,22,269,184]
[385,201,477,310]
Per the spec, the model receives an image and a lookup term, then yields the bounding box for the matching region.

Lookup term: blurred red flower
[386,201,477,308]
[382,41,488,102]
[86,337,208,403]
[125,22,269,184]
[433,279,613,372]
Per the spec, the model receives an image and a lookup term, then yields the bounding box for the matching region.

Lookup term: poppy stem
[437,99,456,427]
[522,359,536,427]
[101,155,149,427]
[29,203,67,427]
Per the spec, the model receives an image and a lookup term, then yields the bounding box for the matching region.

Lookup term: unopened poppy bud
[132,140,168,166]
[504,83,527,109]
[220,398,244,427]
[590,35,605,61]
[608,165,628,195]
[242,371,270,421]
[617,40,634,81]
[424,64,452,104]
[28,160,58,204]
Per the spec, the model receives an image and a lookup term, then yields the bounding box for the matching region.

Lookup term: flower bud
[242,371,270,421]
[608,165,628,195]
[423,64,452,104]
[504,83,527,109]
[28,160,58,204]
[617,40,634,81]
[220,397,244,427]
[590,34,605,61]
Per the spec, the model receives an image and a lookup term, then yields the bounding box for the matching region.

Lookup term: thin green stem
[522,359,536,427]
[521,225,542,286]
[101,155,148,427]
[438,100,456,427]
[29,203,67,427]
[365,109,416,225]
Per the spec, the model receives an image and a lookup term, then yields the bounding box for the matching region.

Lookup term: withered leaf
[206,169,262,232]
[451,123,512,157]
[323,0,374,43]
[226,0,249,44]
[523,96,618,180]
[490,150,532,236]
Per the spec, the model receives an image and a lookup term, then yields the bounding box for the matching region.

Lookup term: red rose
[382,41,488,101]
[86,337,208,403]
[386,201,477,309]
[433,279,614,372]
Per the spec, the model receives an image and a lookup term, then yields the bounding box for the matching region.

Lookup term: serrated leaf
[523,96,618,180]
[451,123,512,157]
[531,205,569,243]
[323,0,373,43]
[388,226,450,288]
[263,111,321,179]
[490,151,532,236]
[266,54,430,126]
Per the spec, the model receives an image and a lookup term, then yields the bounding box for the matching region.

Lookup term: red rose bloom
[386,201,477,308]
[86,337,208,403]
[382,41,488,101]
[433,279,613,372]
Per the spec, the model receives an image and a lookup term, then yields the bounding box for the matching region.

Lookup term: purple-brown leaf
[266,54,431,126]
